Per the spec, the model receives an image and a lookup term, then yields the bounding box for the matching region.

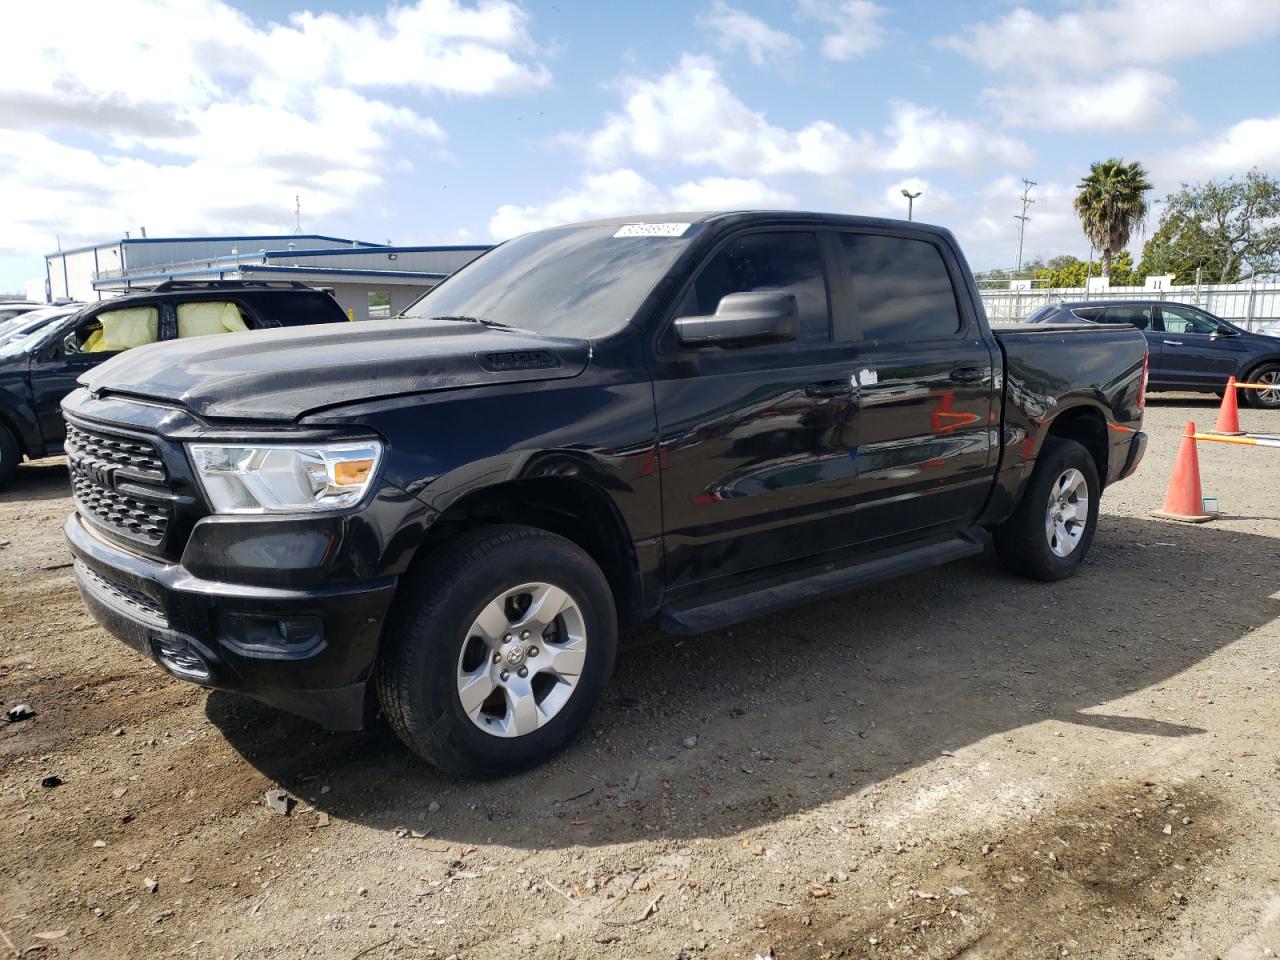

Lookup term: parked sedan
[1027,300,1280,408]
[0,303,84,348]
[0,301,41,322]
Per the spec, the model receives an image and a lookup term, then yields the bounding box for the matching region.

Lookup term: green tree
[1142,171,1280,282]
[1073,158,1152,278]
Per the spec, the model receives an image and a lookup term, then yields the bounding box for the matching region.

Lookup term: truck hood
[78,318,591,421]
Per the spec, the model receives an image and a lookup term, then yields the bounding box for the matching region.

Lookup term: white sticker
[612,222,692,238]
[858,368,878,386]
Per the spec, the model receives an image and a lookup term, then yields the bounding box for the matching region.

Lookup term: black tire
[0,423,19,487]
[375,524,617,779]
[1242,363,1280,409]
[993,437,1100,582]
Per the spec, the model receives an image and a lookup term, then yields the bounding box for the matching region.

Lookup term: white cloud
[488,169,795,238]
[939,0,1280,75]
[1152,114,1280,181]
[696,1,802,65]
[938,0,1280,134]
[799,0,887,61]
[0,0,549,257]
[984,69,1183,133]
[568,55,1030,177]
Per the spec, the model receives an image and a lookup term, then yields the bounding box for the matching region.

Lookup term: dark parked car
[0,301,41,322]
[1027,300,1280,408]
[0,302,84,348]
[0,281,347,486]
[62,212,1148,777]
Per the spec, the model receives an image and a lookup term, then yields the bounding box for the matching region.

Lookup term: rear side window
[676,231,830,345]
[840,233,961,341]
[244,292,346,328]
[1100,305,1152,330]
[176,301,249,339]
[1069,307,1104,322]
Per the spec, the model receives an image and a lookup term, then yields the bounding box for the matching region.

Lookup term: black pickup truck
[61,212,1148,777]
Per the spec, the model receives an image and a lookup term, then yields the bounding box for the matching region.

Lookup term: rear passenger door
[836,231,997,547]
[1098,305,1162,382]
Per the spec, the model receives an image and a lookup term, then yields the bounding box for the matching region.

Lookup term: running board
[658,532,985,636]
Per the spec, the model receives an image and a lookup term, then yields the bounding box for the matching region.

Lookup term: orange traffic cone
[1152,421,1218,523]
[1213,376,1243,435]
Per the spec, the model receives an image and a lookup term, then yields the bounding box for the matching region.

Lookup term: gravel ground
[2,397,1278,960]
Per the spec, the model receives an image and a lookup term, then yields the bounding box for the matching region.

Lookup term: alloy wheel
[455,582,587,738]
[1045,468,1089,558]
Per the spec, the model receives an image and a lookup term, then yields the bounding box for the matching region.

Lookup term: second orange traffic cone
[1214,376,1243,435]
[1152,421,1218,523]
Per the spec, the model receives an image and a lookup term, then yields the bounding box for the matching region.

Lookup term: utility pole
[294,195,302,235]
[1013,178,1036,274]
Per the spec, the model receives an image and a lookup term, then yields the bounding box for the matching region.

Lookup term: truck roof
[565,210,954,239]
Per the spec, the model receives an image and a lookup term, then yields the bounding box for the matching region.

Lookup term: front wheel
[376,524,617,779]
[1243,364,1280,409]
[0,423,19,487]
[993,437,1100,581]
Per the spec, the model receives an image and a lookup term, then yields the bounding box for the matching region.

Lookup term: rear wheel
[0,424,19,487]
[1243,364,1280,409]
[376,524,617,779]
[993,437,1100,581]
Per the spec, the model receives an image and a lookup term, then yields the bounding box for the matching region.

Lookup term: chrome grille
[65,421,173,550]
[64,422,166,480]
[71,473,170,545]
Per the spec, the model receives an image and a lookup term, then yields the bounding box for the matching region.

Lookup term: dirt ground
[2,397,1278,960]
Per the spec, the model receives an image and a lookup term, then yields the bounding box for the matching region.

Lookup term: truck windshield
[401,223,700,339]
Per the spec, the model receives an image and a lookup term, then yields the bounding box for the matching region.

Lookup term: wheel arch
[1043,404,1108,485]
[405,474,645,627]
[1243,355,1280,380]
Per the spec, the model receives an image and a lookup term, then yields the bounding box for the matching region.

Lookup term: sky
[4,0,1280,294]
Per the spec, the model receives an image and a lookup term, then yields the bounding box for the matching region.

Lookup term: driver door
[1156,304,1238,389]
[649,230,861,593]
[30,304,162,446]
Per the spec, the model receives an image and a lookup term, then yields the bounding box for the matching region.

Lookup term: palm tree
[1074,159,1152,279]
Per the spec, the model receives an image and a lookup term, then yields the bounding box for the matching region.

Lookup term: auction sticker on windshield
[612,223,692,238]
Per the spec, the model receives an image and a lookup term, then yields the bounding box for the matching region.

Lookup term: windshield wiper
[426,314,516,330]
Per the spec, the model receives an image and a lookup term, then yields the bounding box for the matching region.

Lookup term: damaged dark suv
[62,212,1148,778]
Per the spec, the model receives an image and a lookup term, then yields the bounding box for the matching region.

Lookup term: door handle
[804,381,849,399]
[951,366,990,383]
[1163,340,1183,346]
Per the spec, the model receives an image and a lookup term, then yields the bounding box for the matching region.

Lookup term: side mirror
[675,291,798,348]
[1211,326,1238,339]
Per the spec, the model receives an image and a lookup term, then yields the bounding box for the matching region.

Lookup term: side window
[176,301,250,339]
[1101,306,1152,330]
[1160,305,1217,335]
[840,233,961,341]
[675,232,830,345]
[249,293,347,328]
[68,306,159,355]
[1069,307,1105,322]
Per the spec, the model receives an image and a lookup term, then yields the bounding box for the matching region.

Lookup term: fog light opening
[152,636,211,682]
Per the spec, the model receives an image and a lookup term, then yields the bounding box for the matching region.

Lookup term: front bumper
[66,512,397,731]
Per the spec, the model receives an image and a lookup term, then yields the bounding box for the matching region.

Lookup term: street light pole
[900,188,921,221]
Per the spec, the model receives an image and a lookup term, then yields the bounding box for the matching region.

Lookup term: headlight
[188,441,383,514]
